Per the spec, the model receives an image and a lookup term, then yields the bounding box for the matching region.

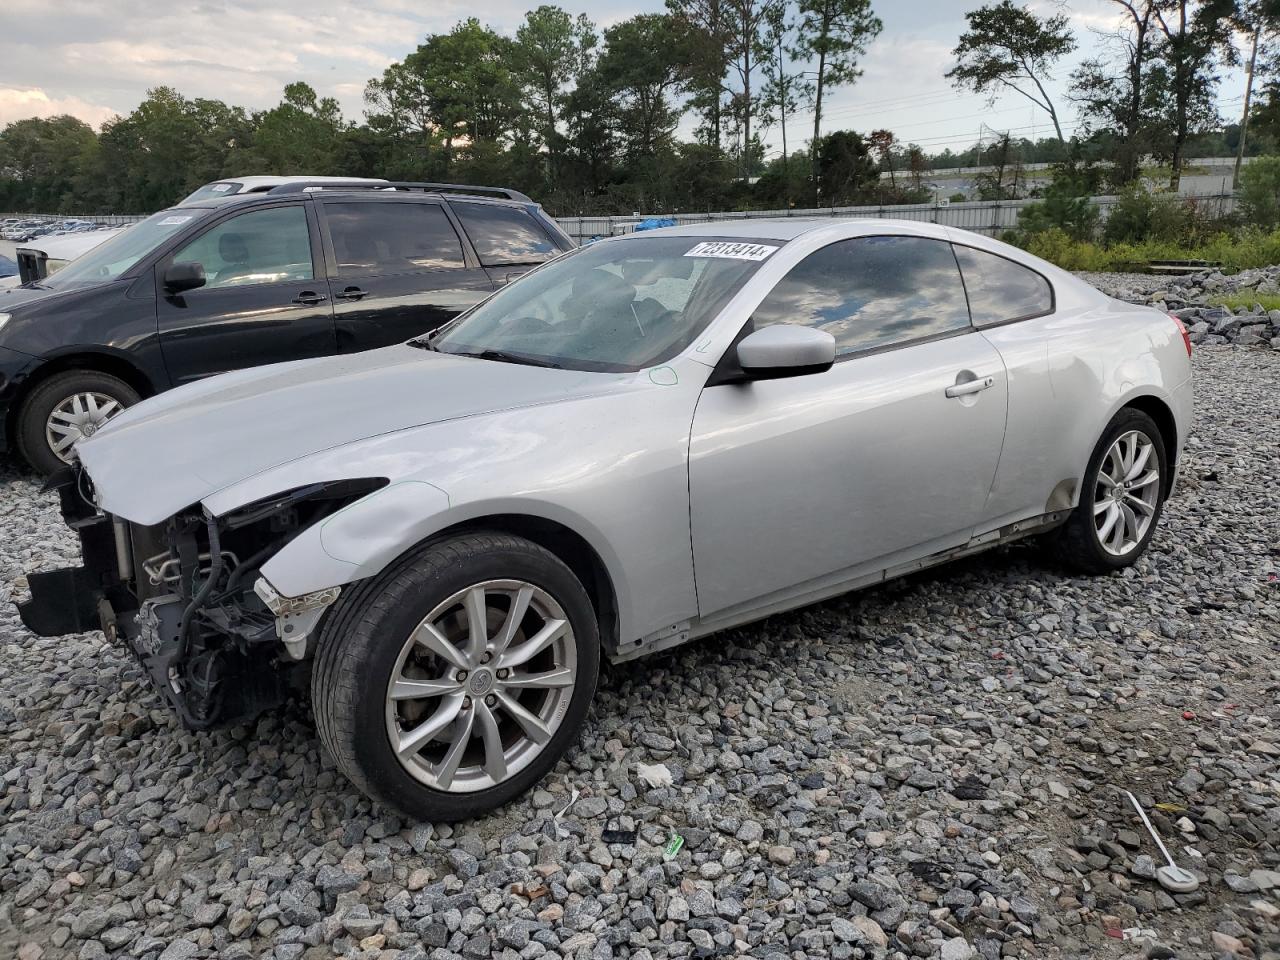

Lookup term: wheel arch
[425,514,621,655]
[8,350,156,428]
[1119,393,1178,498]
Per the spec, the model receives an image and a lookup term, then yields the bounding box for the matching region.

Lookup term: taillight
[1168,313,1192,357]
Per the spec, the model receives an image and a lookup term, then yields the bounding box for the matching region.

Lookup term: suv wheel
[16,370,140,474]
[312,532,599,821]
[1050,408,1168,573]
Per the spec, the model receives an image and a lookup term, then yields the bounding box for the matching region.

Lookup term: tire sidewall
[17,371,140,474]
[343,541,599,821]
[1078,409,1168,570]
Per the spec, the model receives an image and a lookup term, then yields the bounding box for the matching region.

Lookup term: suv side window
[752,236,971,356]
[452,202,558,266]
[325,201,465,275]
[953,245,1053,327]
[171,206,313,289]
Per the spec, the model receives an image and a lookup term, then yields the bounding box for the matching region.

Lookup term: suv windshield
[41,210,206,290]
[433,236,776,372]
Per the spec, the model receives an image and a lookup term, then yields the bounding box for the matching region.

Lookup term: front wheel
[1050,408,1168,574]
[311,532,599,821]
[16,370,140,474]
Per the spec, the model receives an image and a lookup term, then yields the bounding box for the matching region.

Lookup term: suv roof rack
[266,180,533,203]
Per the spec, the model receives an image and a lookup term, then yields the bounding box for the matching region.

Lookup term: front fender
[256,482,633,645]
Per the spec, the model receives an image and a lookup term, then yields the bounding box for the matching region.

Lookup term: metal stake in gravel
[1125,790,1200,893]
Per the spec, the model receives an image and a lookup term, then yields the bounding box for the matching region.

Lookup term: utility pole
[1235,24,1261,188]
[777,29,789,204]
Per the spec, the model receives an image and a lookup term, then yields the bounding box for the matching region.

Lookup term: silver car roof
[615,217,953,243]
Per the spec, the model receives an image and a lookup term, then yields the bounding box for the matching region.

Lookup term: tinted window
[172,206,312,289]
[953,245,1053,327]
[453,202,558,266]
[753,236,971,355]
[325,201,464,275]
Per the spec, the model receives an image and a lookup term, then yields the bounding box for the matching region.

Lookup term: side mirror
[736,325,836,380]
[163,261,206,294]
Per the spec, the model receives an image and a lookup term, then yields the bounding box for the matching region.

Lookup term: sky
[0,0,1255,158]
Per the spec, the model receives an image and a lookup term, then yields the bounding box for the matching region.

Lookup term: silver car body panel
[75,217,1193,656]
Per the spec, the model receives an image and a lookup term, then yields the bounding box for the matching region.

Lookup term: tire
[16,370,141,474]
[1050,408,1169,574]
[311,532,600,821]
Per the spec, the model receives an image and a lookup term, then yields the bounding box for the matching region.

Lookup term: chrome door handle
[291,292,328,306]
[945,375,995,399]
[335,286,368,301]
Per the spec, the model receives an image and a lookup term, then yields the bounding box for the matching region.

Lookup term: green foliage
[1238,155,1280,230]
[815,130,876,205]
[1013,225,1280,275]
[1016,174,1099,241]
[1208,291,1280,312]
[1103,182,1196,244]
[947,0,1074,142]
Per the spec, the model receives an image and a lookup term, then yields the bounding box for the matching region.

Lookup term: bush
[1239,156,1280,231]
[1103,183,1198,245]
[1013,224,1280,274]
[1017,175,1100,241]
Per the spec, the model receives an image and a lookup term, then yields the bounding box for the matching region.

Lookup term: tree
[250,83,347,174]
[759,5,814,197]
[0,116,99,210]
[867,128,897,188]
[597,15,689,162]
[1238,152,1280,227]
[792,0,882,202]
[721,0,786,178]
[666,0,732,149]
[947,0,1076,142]
[515,6,598,186]
[1070,1,1163,186]
[1150,0,1238,189]
[814,129,876,204]
[1230,1,1280,183]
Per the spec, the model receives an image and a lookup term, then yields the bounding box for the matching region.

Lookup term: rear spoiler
[16,247,48,284]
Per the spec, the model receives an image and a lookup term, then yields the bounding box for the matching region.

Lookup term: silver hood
[76,344,621,524]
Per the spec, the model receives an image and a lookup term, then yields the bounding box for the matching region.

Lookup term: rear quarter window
[953,245,1053,327]
[452,202,559,266]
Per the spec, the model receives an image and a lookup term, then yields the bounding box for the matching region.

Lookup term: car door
[156,203,336,384]
[449,199,566,286]
[688,235,1009,619]
[950,242,1061,529]
[317,196,495,352]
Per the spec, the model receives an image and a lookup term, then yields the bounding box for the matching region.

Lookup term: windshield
[182,181,244,202]
[433,236,777,372]
[41,210,204,289]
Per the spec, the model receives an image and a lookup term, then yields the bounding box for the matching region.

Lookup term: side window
[324,201,464,276]
[953,245,1053,327]
[753,236,971,356]
[452,202,558,266]
[171,206,312,289]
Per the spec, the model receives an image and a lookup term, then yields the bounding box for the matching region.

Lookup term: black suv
[0,182,574,472]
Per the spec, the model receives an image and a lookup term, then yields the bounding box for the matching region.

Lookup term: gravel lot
[1,346,1278,960]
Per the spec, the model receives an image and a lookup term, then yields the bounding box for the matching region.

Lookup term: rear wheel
[1050,408,1168,574]
[16,370,139,474]
[311,532,599,821]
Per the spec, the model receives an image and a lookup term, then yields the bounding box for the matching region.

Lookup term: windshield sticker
[158,215,193,225]
[210,183,233,193]
[684,241,778,261]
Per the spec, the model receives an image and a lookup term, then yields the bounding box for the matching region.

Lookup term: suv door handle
[335,286,368,301]
[945,375,995,398]
[291,291,328,306]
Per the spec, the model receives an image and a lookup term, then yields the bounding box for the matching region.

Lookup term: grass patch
[1207,292,1280,312]
[1014,226,1280,274]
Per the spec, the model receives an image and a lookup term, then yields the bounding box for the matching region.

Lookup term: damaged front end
[18,468,384,729]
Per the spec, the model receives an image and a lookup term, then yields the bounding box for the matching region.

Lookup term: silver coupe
[19,218,1193,820]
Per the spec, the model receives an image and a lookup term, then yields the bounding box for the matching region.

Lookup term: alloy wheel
[1093,429,1160,556]
[385,579,577,792]
[45,391,124,462]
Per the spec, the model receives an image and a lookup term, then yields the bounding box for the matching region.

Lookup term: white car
[180,176,388,204]
[20,218,1193,821]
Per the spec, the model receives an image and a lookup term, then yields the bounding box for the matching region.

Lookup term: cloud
[0,88,119,129]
